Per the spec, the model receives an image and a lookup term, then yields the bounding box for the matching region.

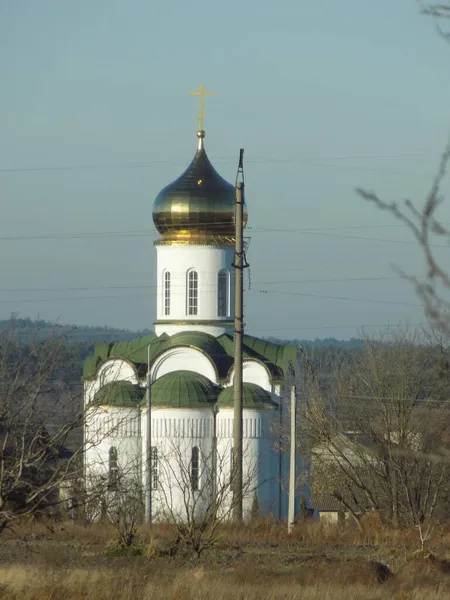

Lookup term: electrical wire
[0,226,447,249]
[0,151,434,174]
[0,275,419,294]
[259,289,422,308]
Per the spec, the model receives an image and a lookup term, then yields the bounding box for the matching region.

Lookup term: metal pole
[212,405,218,517]
[278,390,283,520]
[232,163,245,522]
[144,344,152,523]
[288,375,297,534]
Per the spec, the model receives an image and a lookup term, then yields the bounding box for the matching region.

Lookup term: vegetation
[2,518,450,599]
[302,328,450,529]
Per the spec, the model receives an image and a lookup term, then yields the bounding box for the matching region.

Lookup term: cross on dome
[188,84,215,133]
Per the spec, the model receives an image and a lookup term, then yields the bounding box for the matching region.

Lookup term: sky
[1,0,450,340]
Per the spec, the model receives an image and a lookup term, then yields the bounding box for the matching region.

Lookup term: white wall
[151,346,218,384]
[143,407,215,522]
[226,360,272,392]
[84,406,142,485]
[154,244,235,336]
[216,407,281,520]
[84,359,139,406]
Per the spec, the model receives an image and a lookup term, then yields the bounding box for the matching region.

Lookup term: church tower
[152,86,247,337]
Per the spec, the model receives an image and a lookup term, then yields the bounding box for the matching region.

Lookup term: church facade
[83,116,298,521]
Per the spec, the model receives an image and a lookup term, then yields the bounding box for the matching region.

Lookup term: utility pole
[232,149,245,522]
[288,366,297,534]
[144,344,152,523]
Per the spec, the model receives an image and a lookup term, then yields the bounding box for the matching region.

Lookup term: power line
[0,289,424,308]
[0,225,448,249]
[257,322,427,333]
[0,151,434,174]
[259,290,422,308]
[0,276,418,294]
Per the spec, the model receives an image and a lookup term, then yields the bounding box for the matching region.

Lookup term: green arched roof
[83,331,297,385]
[93,380,145,407]
[217,382,278,409]
[151,370,219,408]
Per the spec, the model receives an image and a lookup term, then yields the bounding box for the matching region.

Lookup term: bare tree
[357,3,450,337]
[154,436,258,557]
[303,329,450,528]
[85,460,143,548]
[0,320,85,535]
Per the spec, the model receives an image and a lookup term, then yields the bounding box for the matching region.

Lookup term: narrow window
[187,270,198,316]
[191,446,200,491]
[217,270,229,317]
[230,446,234,488]
[164,271,171,316]
[151,446,158,490]
[108,447,119,489]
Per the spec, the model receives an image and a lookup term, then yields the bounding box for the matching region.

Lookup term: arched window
[151,446,158,490]
[217,269,229,317]
[191,446,200,491]
[230,446,234,488]
[108,447,119,489]
[164,271,171,316]
[187,270,198,316]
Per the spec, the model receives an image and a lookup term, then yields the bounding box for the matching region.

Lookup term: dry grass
[2,517,450,599]
[0,563,449,600]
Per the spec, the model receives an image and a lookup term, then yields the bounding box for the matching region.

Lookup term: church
[83,87,299,521]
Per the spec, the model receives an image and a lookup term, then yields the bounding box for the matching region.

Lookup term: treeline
[0,318,365,383]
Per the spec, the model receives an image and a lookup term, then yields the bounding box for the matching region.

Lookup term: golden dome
[153,131,248,245]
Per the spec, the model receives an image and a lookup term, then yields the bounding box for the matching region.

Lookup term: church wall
[143,406,215,522]
[150,347,218,384]
[226,361,271,392]
[154,244,235,335]
[85,359,139,406]
[216,407,280,520]
[84,406,142,490]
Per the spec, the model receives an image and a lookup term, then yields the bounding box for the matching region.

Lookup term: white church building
[83,114,299,521]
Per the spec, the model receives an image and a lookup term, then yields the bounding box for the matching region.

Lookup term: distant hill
[0,318,153,344]
[0,318,363,348]
[0,319,364,388]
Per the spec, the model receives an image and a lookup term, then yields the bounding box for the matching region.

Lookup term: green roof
[217,334,295,382]
[217,382,278,409]
[83,330,297,384]
[151,370,219,408]
[92,381,145,407]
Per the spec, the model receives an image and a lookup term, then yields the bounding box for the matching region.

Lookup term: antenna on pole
[232,148,248,522]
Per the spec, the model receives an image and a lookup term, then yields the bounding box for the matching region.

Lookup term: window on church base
[191,446,200,491]
[230,446,234,488]
[164,271,171,316]
[217,269,229,317]
[151,446,158,490]
[108,447,119,490]
[187,270,198,316]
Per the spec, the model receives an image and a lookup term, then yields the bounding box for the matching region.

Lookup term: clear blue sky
[1,0,449,340]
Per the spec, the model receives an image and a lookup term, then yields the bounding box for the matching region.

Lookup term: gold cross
[189,84,215,131]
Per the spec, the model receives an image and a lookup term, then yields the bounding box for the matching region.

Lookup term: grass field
[1,517,450,599]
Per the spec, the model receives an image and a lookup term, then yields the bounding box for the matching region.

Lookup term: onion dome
[93,381,145,407]
[153,130,248,245]
[151,370,219,408]
[217,382,278,409]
